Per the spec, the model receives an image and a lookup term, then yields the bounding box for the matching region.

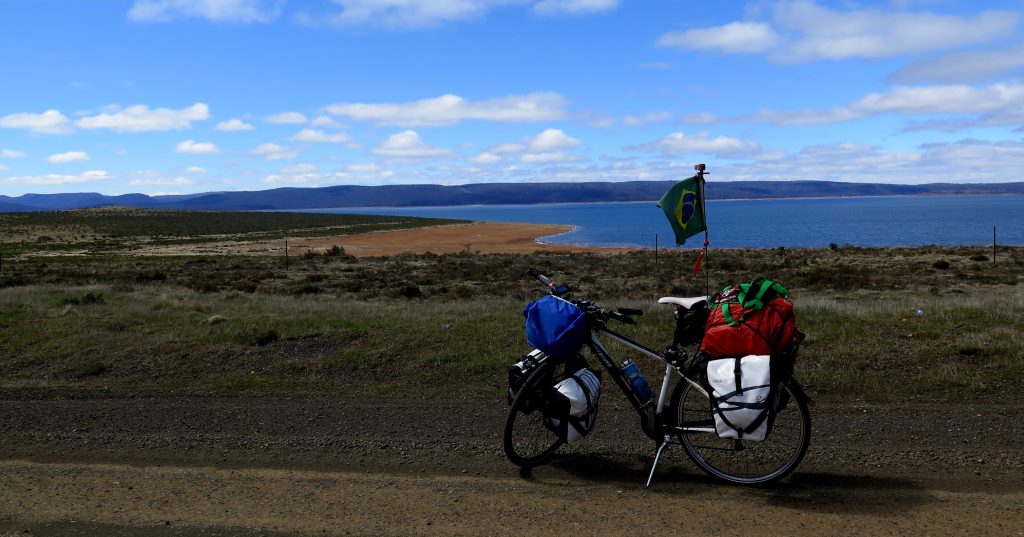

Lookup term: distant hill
[3,180,1024,212]
[0,201,39,212]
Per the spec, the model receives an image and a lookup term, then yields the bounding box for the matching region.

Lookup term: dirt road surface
[1,394,1022,536]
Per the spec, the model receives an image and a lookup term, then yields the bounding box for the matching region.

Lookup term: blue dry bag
[524,295,588,359]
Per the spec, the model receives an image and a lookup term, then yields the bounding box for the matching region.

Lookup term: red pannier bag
[700,278,800,359]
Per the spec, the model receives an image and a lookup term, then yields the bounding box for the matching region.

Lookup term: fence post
[993,226,996,263]
[285,240,289,269]
[655,234,658,266]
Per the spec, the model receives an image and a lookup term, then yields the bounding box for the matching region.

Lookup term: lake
[304,194,1024,248]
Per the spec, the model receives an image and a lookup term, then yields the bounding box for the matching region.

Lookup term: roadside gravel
[1,394,1022,536]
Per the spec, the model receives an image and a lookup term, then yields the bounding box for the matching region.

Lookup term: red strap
[692,248,705,277]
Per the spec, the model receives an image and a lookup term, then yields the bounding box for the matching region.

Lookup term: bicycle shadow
[748,472,934,515]
[536,453,719,492]
[530,455,933,515]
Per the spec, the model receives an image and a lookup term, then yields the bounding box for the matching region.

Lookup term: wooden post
[655,234,658,266]
[285,240,289,269]
[993,226,996,263]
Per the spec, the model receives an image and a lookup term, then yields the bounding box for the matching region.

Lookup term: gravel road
[1,393,1022,536]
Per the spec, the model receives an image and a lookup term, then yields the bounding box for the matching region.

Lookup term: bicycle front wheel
[503,359,572,467]
[672,378,811,485]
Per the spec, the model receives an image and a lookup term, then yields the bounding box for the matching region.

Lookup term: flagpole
[695,163,710,298]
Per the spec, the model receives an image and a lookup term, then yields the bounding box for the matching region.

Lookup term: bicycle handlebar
[526,268,551,287]
[527,268,642,325]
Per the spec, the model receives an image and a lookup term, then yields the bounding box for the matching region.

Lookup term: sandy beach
[279,221,615,256]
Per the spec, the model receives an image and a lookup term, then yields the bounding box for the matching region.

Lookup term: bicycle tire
[671,377,811,485]
[503,359,570,467]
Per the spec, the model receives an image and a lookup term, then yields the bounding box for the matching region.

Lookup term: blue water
[304,195,1024,248]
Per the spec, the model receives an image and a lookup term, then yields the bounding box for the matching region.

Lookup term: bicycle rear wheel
[671,378,811,485]
[503,359,573,467]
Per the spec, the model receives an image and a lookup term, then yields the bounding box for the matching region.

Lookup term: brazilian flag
[658,174,707,246]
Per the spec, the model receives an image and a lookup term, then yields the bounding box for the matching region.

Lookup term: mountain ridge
[3,180,1024,212]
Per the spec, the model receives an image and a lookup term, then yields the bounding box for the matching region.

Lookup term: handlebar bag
[707,355,772,442]
[545,368,601,442]
[524,295,588,360]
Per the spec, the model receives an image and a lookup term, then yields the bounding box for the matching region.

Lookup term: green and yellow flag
[657,174,707,246]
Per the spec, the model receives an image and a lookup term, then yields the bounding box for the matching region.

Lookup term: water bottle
[621,358,654,404]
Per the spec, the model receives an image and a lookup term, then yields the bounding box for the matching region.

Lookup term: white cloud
[264,111,308,124]
[1,170,112,186]
[0,110,72,134]
[129,176,195,186]
[577,109,617,128]
[471,128,583,163]
[533,0,617,15]
[520,151,579,163]
[680,112,718,124]
[889,44,1024,84]
[489,143,526,154]
[325,92,567,127]
[75,103,209,132]
[185,166,207,174]
[311,115,344,128]
[658,2,1018,63]
[215,118,255,131]
[280,163,317,174]
[252,142,298,160]
[310,0,619,29]
[658,21,779,54]
[528,128,581,151]
[290,128,352,143]
[622,111,672,126]
[627,131,759,157]
[314,0,492,28]
[127,0,281,22]
[163,137,1024,186]
[1,149,26,159]
[468,152,502,164]
[48,151,89,164]
[372,130,453,158]
[776,2,1017,62]
[175,140,221,154]
[712,139,1024,184]
[347,163,382,172]
[851,85,1023,115]
[739,83,1024,127]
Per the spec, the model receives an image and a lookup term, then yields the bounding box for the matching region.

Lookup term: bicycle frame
[585,324,713,443]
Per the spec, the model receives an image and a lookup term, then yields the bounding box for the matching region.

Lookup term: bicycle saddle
[657,296,708,310]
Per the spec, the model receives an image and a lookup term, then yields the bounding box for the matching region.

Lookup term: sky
[3,0,1024,197]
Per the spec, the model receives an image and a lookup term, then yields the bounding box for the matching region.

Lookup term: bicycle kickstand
[644,434,672,488]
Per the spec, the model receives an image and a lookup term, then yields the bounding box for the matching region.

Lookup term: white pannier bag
[547,368,601,442]
[707,355,772,442]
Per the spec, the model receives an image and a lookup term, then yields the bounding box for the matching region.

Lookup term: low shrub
[236,326,279,346]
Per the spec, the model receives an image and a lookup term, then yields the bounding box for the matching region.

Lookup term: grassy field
[1,233,1022,402]
[0,207,463,256]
